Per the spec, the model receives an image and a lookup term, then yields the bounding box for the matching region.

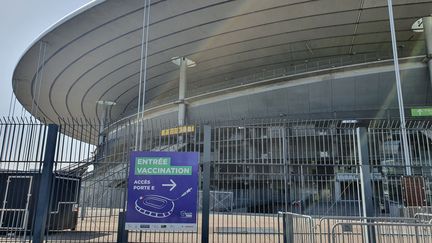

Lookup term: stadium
[5,0,432,242]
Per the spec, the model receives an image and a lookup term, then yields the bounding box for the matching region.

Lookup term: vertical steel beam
[386,0,411,175]
[178,57,187,126]
[282,214,294,243]
[282,127,294,243]
[357,127,376,243]
[32,124,58,243]
[116,211,128,243]
[201,125,211,243]
[98,105,107,156]
[423,16,432,90]
[282,127,291,212]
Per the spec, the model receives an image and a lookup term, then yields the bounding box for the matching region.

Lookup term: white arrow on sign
[162,179,177,191]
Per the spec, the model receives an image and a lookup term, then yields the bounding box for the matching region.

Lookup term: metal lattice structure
[0,117,432,242]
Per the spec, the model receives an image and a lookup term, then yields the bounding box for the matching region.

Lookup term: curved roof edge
[11,0,105,85]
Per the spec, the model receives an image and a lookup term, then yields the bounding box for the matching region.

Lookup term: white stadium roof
[12,0,431,123]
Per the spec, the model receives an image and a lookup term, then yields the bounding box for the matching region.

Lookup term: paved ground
[0,208,283,242]
[1,208,431,242]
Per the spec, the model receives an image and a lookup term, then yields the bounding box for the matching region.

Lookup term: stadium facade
[9,0,432,225]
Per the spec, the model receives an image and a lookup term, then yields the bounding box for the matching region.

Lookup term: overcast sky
[0,0,95,117]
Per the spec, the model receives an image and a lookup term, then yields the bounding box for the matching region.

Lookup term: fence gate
[0,120,47,242]
[0,176,33,232]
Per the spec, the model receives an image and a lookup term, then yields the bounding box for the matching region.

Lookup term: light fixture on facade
[411,18,424,32]
[171,57,197,67]
[96,100,117,106]
[341,119,358,124]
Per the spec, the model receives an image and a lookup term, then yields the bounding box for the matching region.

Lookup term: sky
[0,0,96,117]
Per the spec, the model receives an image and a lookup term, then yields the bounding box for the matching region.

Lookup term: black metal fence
[1,118,432,242]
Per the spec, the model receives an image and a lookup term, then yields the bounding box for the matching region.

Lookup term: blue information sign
[125,151,199,231]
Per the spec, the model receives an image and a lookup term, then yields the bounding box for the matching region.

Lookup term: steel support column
[116,211,128,243]
[32,124,59,243]
[282,128,293,243]
[282,214,294,243]
[201,125,211,243]
[357,127,376,243]
[423,16,432,89]
[178,57,187,126]
[97,105,108,150]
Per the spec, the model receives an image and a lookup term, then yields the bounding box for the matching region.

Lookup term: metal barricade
[331,221,432,243]
[278,212,314,243]
[318,216,423,243]
[414,213,432,223]
[276,214,427,243]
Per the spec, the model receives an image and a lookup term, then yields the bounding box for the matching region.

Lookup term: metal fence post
[356,127,376,243]
[282,213,294,243]
[201,125,211,243]
[117,211,128,243]
[282,127,294,243]
[32,124,59,243]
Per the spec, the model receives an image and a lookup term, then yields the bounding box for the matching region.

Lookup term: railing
[279,212,315,243]
[331,221,432,243]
